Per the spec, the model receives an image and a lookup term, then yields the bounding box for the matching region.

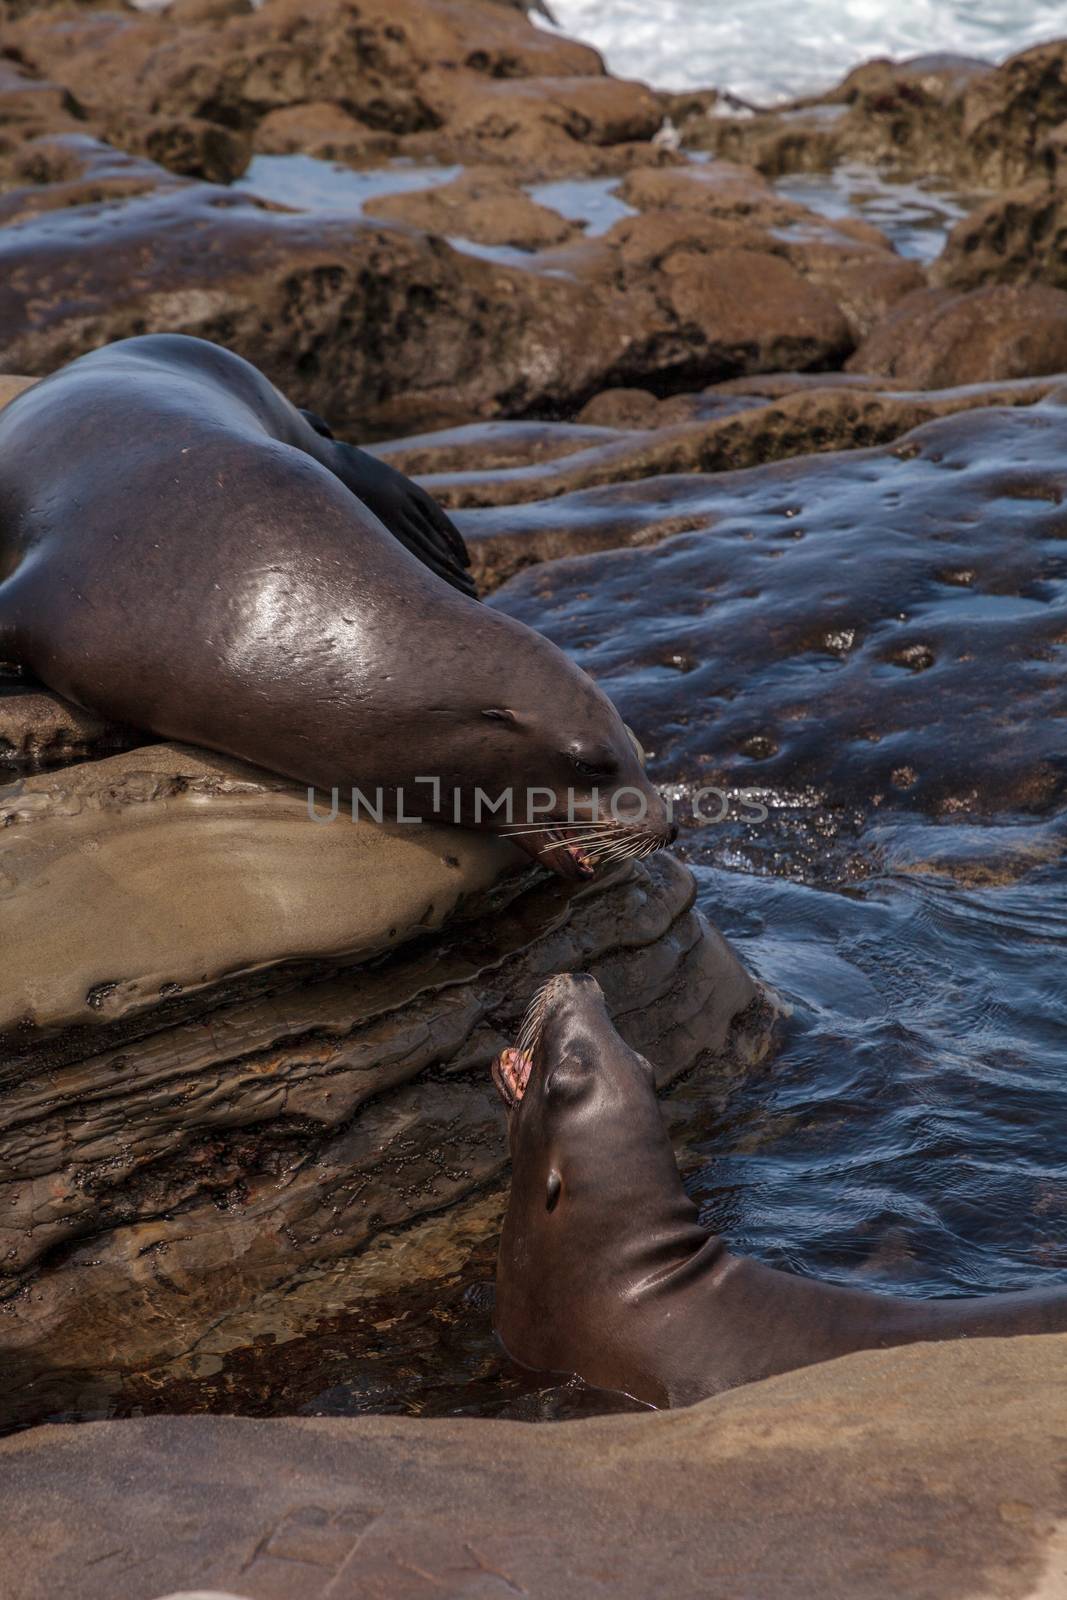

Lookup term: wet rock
[0,735,771,1419]
[683,42,1067,194]
[0,739,770,1416]
[0,181,627,433]
[0,375,36,410]
[0,682,136,771]
[955,40,1067,188]
[7,0,612,176]
[849,284,1067,386]
[935,183,1067,293]
[253,100,398,163]
[363,167,583,250]
[0,135,187,226]
[389,376,1062,526]
[422,72,662,170]
[123,115,253,183]
[0,153,889,431]
[613,160,922,343]
[487,396,1067,819]
[0,743,524,1039]
[4,1335,1066,1600]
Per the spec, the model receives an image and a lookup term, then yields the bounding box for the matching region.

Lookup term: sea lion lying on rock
[492,974,1067,1406]
[0,335,672,878]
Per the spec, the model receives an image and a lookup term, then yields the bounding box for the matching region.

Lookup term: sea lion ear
[546,1169,562,1212]
[483,707,518,725]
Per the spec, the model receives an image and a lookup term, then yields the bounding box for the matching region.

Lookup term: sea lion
[492,974,1067,1406]
[0,335,672,877]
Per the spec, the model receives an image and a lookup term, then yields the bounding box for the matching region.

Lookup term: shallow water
[233,157,637,264]
[773,162,984,262]
[236,151,973,266]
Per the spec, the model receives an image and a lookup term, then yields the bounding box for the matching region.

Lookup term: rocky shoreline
[1,3,1066,1590]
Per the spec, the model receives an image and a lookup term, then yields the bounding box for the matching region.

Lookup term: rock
[363,167,583,250]
[0,682,134,769]
[936,183,1067,293]
[387,375,1062,529]
[0,743,524,1040]
[7,0,613,177]
[0,181,626,433]
[0,152,888,432]
[0,135,188,227]
[486,396,1067,819]
[168,0,253,21]
[422,72,663,170]
[0,732,772,1425]
[127,115,252,183]
[957,40,1067,187]
[682,42,1067,192]
[253,101,398,163]
[3,1335,1065,1600]
[0,375,36,410]
[849,284,1067,386]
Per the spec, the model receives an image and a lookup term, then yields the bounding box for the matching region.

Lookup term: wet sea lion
[492,974,1067,1406]
[0,335,672,877]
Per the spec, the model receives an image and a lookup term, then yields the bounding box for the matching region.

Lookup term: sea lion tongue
[491,1046,534,1109]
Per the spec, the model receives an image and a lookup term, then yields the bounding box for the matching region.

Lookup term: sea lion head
[491,973,696,1394]
[393,599,676,881]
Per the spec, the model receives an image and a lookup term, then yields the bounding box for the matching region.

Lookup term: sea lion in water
[492,974,1067,1406]
[0,335,672,877]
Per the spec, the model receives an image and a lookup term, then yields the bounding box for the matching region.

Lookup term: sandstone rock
[0,161,876,433]
[422,72,662,169]
[363,167,582,250]
[935,182,1067,292]
[0,681,134,769]
[0,743,524,1039]
[0,764,770,1420]
[3,1336,1065,1600]
[0,375,36,410]
[0,182,626,433]
[401,375,1064,530]
[849,283,1067,386]
[126,115,252,183]
[253,100,398,163]
[0,135,187,226]
[958,39,1067,187]
[7,0,611,177]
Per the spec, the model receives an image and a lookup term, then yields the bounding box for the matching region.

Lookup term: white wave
[541,0,1066,102]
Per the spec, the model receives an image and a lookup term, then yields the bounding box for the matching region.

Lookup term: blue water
[692,851,1067,1294]
[544,0,1065,101]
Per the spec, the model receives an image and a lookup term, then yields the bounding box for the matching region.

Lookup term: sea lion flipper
[298,407,335,441]
[342,445,476,598]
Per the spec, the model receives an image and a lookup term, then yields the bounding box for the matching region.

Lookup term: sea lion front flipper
[299,412,476,599]
[340,445,476,598]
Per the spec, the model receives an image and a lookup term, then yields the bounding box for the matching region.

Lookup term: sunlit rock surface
[0,735,771,1428]
[3,1335,1065,1600]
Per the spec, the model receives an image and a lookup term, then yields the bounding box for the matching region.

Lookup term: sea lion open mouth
[502,820,669,882]
[491,975,558,1108]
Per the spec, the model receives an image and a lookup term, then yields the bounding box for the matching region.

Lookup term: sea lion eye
[569,753,615,780]
[546,1054,592,1103]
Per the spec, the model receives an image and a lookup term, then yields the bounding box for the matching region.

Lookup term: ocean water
[542,0,1066,102]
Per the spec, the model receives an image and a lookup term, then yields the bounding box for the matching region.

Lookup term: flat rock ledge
[0,740,776,1427]
[3,1333,1065,1600]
